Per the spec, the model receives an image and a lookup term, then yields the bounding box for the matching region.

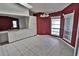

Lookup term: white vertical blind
[63,12,74,43]
[51,16,60,36]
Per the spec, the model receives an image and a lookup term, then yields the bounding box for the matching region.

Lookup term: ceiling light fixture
[40,13,49,17]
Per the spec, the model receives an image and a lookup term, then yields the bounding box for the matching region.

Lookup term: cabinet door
[0,33,8,43]
[8,32,16,43]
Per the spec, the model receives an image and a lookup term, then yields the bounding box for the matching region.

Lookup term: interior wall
[0,16,12,31]
[49,11,63,37]
[50,3,79,47]
[18,16,29,29]
[70,4,79,47]
[0,3,29,16]
[29,10,34,16]
[0,16,18,31]
[33,3,79,47]
[34,13,51,35]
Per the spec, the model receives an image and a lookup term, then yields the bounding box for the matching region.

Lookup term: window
[51,17,60,36]
[12,20,18,28]
[63,12,74,43]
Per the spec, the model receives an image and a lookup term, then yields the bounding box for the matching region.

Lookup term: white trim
[59,38,74,49]
[74,19,79,56]
[63,11,74,44]
[63,38,71,43]
[0,11,29,16]
[0,11,29,17]
[51,16,61,19]
[51,16,61,36]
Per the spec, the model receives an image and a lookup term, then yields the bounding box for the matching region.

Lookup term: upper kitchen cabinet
[0,3,31,16]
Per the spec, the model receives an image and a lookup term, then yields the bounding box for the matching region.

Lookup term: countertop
[0,28,29,34]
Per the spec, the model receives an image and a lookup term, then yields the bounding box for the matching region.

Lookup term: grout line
[12,44,24,56]
[2,46,9,56]
[20,41,39,56]
[50,35,74,49]
[0,46,4,56]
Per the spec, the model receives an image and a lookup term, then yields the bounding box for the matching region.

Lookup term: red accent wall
[0,16,19,31]
[34,4,79,47]
[0,16,12,31]
[62,4,79,47]
[34,13,51,35]
[50,3,79,47]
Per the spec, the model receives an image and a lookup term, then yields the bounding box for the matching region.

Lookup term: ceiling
[29,3,70,13]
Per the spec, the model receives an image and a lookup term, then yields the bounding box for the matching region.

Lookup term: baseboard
[59,38,74,49]
[9,35,37,44]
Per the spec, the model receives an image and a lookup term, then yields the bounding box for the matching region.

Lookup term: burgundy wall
[62,4,79,47]
[50,3,79,47]
[34,13,51,35]
[34,4,79,47]
[0,16,19,31]
[0,16,12,31]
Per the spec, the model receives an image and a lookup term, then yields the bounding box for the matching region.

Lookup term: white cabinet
[0,3,29,16]
[8,31,16,43]
[18,16,29,29]
[0,16,36,43]
[8,16,37,43]
[0,31,8,43]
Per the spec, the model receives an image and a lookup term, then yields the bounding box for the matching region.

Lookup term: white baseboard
[59,38,74,49]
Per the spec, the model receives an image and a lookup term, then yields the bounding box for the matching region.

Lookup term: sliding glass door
[51,17,60,36]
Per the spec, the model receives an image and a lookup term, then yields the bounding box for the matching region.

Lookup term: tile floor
[0,35,74,56]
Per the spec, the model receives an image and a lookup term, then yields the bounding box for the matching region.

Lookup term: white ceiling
[19,3,33,9]
[29,3,70,13]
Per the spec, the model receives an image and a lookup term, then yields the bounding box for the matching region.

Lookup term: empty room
[0,3,79,56]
